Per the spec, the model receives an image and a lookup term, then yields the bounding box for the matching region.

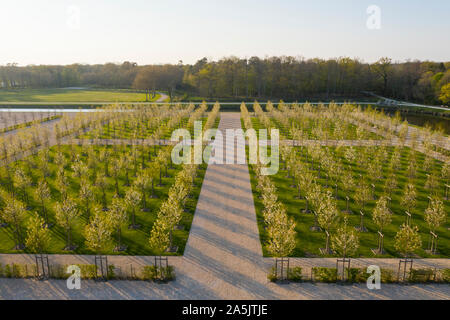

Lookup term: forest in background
[1,57,449,105]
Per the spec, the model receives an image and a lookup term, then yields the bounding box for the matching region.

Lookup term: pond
[393,112,450,135]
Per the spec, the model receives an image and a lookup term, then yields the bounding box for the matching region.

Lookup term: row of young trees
[148,103,220,255]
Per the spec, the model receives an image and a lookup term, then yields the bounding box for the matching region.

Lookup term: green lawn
[250,146,449,258]
[0,88,159,103]
[0,145,206,255]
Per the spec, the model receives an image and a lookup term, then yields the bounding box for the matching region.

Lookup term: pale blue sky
[1,0,449,65]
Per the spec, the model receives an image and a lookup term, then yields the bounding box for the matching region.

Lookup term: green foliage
[141,265,175,281]
[312,267,337,282]
[287,267,303,282]
[409,268,435,283]
[441,269,450,283]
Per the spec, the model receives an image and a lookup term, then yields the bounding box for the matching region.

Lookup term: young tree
[54,197,79,251]
[71,159,88,179]
[56,167,70,200]
[109,197,128,251]
[424,197,446,254]
[34,179,52,227]
[133,173,150,212]
[121,154,132,186]
[125,187,142,229]
[84,205,114,254]
[394,224,422,258]
[424,172,439,195]
[372,195,392,254]
[98,149,111,177]
[157,196,183,251]
[1,194,27,250]
[354,181,372,212]
[317,191,339,254]
[384,173,398,198]
[110,157,123,196]
[95,173,108,210]
[331,217,359,259]
[13,168,32,205]
[25,213,51,254]
[149,217,170,257]
[79,178,95,218]
[266,205,296,258]
[401,183,417,214]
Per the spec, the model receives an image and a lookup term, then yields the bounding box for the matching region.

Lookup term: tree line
[1,57,449,104]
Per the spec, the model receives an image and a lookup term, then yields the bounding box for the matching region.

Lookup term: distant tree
[373,57,392,95]
[439,83,450,104]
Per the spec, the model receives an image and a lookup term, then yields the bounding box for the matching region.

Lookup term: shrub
[380,268,396,283]
[4,264,12,278]
[12,264,31,278]
[162,266,175,281]
[107,265,116,280]
[441,269,450,283]
[50,265,68,279]
[346,268,370,283]
[288,267,303,282]
[142,265,175,281]
[142,266,158,281]
[409,268,435,283]
[267,266,277,282]
[312,267,337,282]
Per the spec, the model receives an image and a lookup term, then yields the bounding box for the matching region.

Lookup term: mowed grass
[249,146,449,258]
[0,145,206,255]
[0,88,159,103]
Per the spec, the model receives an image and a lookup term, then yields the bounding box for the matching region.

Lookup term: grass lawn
[0,145,206,255]
[249,146,449,258]
[0,88,159,103]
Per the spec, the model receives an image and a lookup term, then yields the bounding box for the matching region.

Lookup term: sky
[0,0,449,66]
